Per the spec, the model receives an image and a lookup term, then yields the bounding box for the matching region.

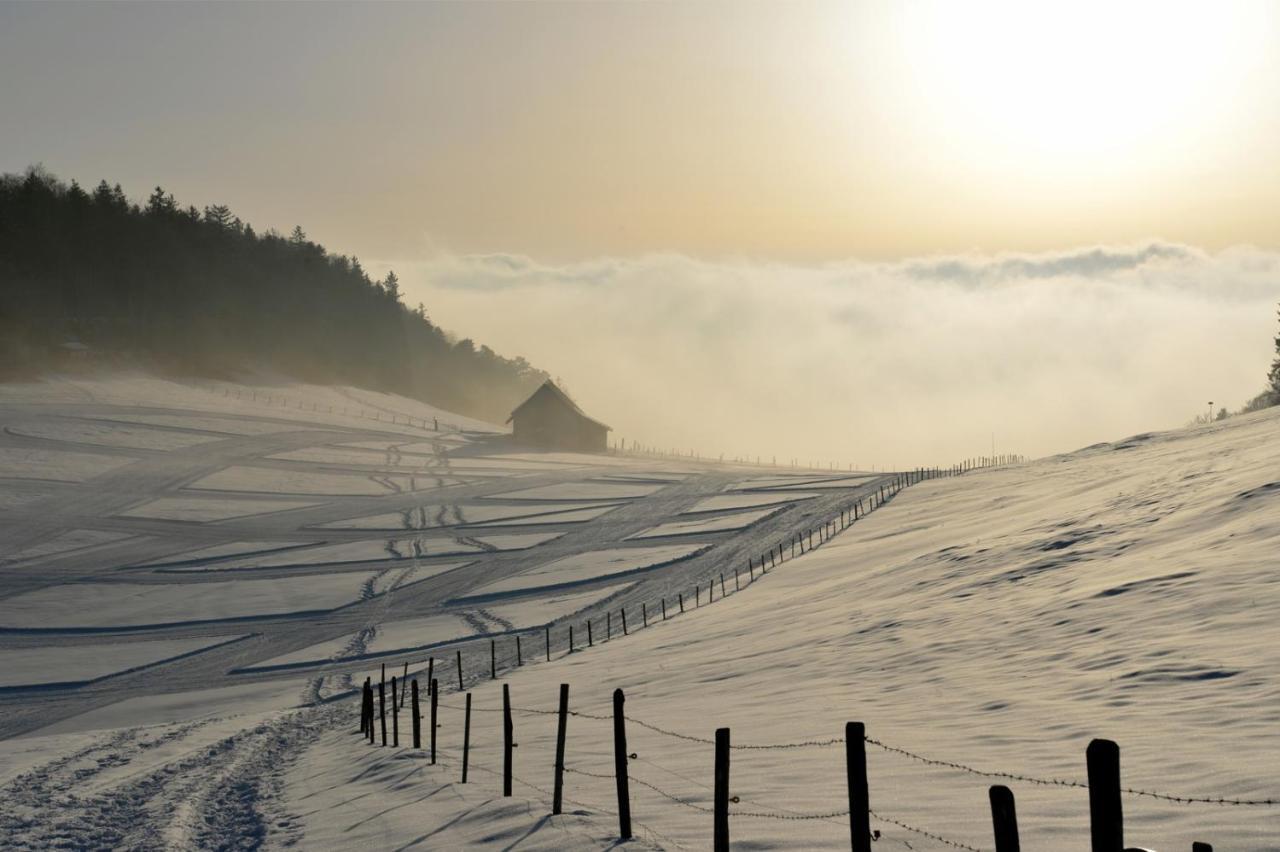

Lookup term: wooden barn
[507,380,610,452]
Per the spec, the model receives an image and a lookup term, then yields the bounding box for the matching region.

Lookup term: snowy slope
[2,373,1275,850]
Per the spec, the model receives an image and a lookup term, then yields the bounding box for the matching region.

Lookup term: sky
[2,1,1278,464]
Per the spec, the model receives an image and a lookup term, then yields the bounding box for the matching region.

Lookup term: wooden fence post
[662,598,667,620]
[720,573,726,597]
[989,785,1019,852]
[714,727,730,852]
[503,684,514,796]
[1087,738,1123,852]
[734,568,740,590]
[546,625,551,661]
[622,609,628,634]
[366,680,375,743]
[588,620,594,646]
[570,625,575,652]
[430,678,439,764]
[427,657,433,694]
[517,635,522,666]
[462,692,471,783]
[846,722,870,852]
[457,649,464,691]
[553,683,569,815]
[612,689,632,840]
[679,592,684,612]
[391,676,399,747]
[411,679,421,749]
[379,680,387,746]
[491,639,497,679]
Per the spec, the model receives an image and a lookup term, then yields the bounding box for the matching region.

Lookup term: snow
[119,496,318,522]
[316,501,617,530]
[188,465,456,495]
[134,540,314,567]
[0,635,246,689]
[465,544,710,597]
[244,583,631,672]
[5,372,1276,850]
[681,491,820,513]
[0,573,378,629]
[628,506,781,539]
[1,528,136,564]
[487,481,666,501]
[5,419,224,450]
[0,446,131,481]
[474,504,623,527]
[90,412,308,436]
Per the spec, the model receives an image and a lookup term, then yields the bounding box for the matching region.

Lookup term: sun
[893,1,1272,183]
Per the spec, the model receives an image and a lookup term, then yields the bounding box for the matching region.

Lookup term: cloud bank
[386,243,1280,467]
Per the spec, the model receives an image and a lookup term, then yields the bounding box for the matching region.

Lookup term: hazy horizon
[2,1,1278,466]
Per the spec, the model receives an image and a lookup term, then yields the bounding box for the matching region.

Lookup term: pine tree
[203,204,234,230]
[383,270,401,301]
[289,225,307,244]
[1268,303,1280,403]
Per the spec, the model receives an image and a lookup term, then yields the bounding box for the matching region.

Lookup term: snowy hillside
[0,374,1276,850]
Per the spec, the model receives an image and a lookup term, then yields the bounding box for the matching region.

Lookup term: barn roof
[507,380,611,430]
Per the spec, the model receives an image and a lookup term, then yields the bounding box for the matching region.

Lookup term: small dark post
[662,598,667,619]
[502,683,514,797]
[708,579,714,602]
[360,680,370,736]
[462,692,472,783]
[720,573,726,596]
[546,625,552,661]
[734,567,740,590]
[679,592,684,612]
[517,635,523,665]
[366,680,375,743]
[379,680,387,746]
[642,603,647,627]
[569,624,575,652]
[1087,738,1123,852]
[989,785,1020,852]
[714,727,730,852]
[607,611,612,637]
[553,683,569,815]
[426,657,434,696]
[430,678,439,764]
[846,722,870,852]
[588,620,594,646]
[1192,844,1213,852]
[456,649,464,691]
[411,679,422,749]
[391,676,399,747]
[622,609,628,634]
[612,689,632,840]
[491,639,497,679]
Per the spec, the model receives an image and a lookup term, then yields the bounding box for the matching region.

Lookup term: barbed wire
[429,697,1277,807]
[869,808,985,852]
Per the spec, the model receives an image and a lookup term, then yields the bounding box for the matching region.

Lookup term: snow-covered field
[0,372,1275,850]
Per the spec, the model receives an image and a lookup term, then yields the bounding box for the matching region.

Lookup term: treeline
[0,166,547,423]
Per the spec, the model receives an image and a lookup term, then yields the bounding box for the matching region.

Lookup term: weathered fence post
[553,683,569,815]
[430,678,439,764]
[491,639,496,679]
[989,785,1019,852]
[679,592,684,612]
[517,635,522,666]
[546,625,551,661]
[411,679,421,749]
[846,721,870,852]
[622,609,628,634]
[427,657,433,694]
[588,620,594,646]
[1087,738,1123,852]
[391,676,399,747]
[662,598,667,620]
[457,649,464,691]
[569,624,575,652]
[734,567,740,590]
[462,691,472,783]
[714,727,730,852]
[379,680,387,746]
[612,688,632,840]
[720,573,726,597]
[502,684,514,796]
[642,603,648,627]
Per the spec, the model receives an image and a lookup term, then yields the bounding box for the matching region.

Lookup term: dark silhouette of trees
[0,166,547,423]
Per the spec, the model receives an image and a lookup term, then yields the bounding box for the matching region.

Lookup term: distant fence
[335,459,1279,850]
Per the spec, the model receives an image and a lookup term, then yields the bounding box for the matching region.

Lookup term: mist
[386,243,1279,467]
